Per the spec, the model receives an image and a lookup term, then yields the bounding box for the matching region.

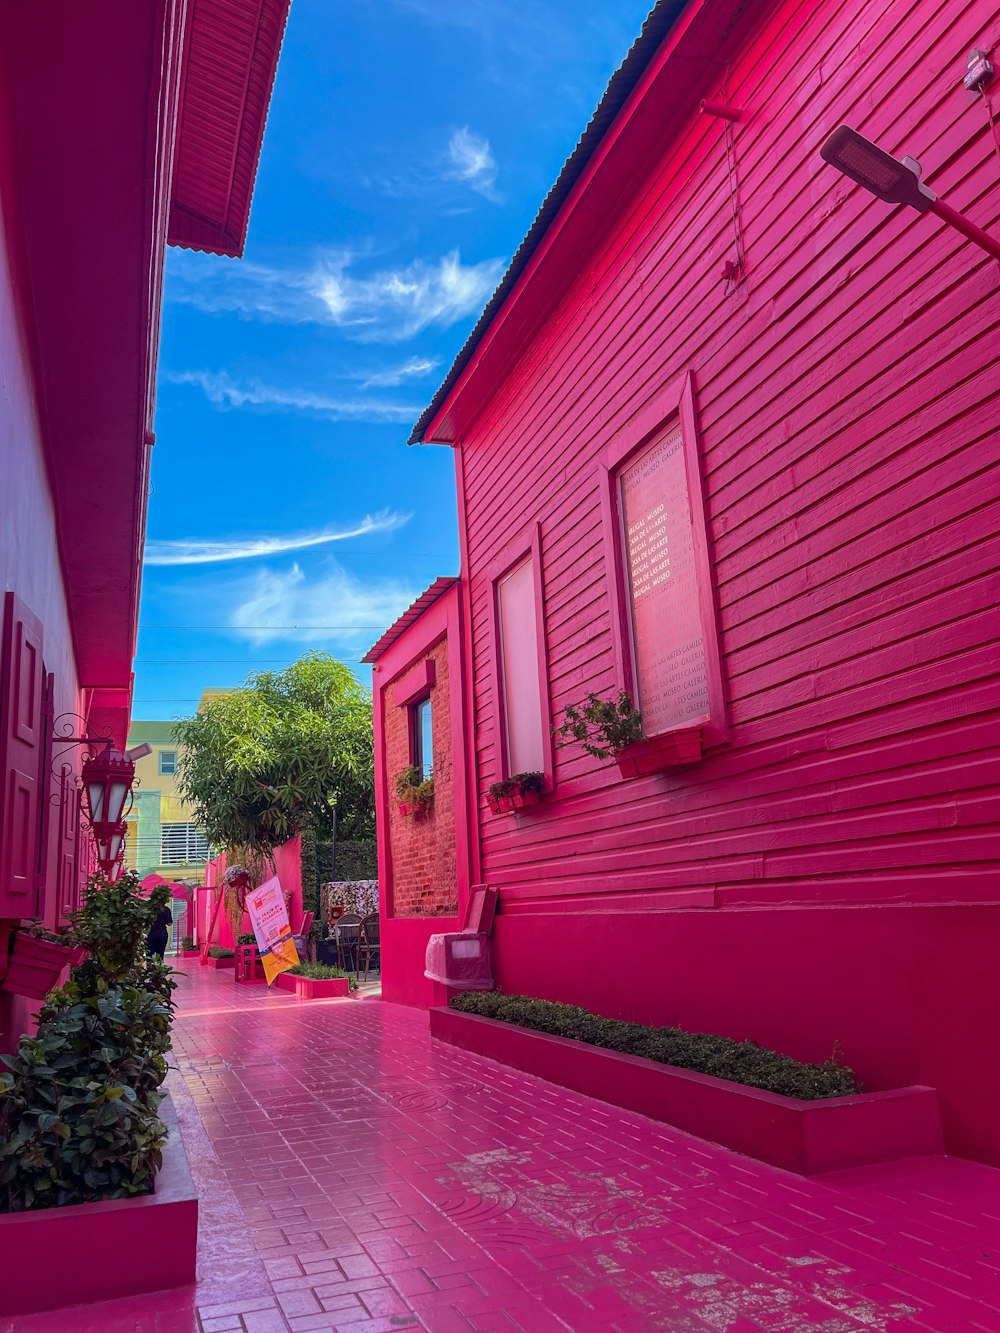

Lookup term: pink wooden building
[375,0,1000,1165]
[0,0,289,1052]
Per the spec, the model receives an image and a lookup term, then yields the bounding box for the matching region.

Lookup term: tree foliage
[173,652,374,860]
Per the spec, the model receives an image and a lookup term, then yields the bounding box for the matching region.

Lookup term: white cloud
[164,370,422,423]
[145,511,410,567]
[166,248,504,342]
[229,561,417,647]
[350,356,439,389]
[447,128,500,201]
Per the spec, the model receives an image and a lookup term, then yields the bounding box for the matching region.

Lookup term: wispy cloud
[167,248,504,342]
[145,511,410,567]
[447,128,500,201]
[229,561,417,646]
[349,356,439,389]
[164,370,422,423]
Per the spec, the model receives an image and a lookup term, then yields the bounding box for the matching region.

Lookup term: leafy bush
[554,691,643,760]
[207,946,234,959]
[180,935,195,952]
[450,993,858,1100]
[237,933,257,946]
[0,874,179,1214]
[287,962,357,990]
[68,872,170,986]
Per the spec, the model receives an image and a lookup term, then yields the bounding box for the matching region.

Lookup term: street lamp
[81,744,135,830]
[93,822,128,880]
[820,124,1000,262]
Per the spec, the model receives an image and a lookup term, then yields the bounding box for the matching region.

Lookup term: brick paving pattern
[6,966,1000,1332]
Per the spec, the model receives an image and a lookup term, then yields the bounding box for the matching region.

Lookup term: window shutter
[0,593,46,917]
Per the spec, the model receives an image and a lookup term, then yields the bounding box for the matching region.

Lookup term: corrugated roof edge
[362,577,459,664]
[407,0,687,446]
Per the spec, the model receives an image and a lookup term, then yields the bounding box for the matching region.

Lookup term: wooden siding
[460,0,1000,910]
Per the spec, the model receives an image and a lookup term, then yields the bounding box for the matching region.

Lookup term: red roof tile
[168,0,291,258]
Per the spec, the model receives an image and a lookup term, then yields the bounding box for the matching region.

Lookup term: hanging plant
[222,863,253,934]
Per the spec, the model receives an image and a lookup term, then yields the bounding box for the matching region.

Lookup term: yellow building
[123,719,210,881]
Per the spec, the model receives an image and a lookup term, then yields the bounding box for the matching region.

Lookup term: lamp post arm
[929,197,1000,262]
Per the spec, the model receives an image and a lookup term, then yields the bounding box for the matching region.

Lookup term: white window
[158,750,177,775]
[497,556,546,775]
[160,823,209,865]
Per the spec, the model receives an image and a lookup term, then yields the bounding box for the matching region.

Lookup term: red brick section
[386,640,456,918]
[14,965,1000,1333]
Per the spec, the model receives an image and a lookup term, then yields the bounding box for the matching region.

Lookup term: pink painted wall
[427,0,1000,1162]
[371,583,471,1008]
[0,66,87,1054]
[200,840,304,950]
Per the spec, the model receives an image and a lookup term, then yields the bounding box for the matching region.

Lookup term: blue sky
[136,0,653,720]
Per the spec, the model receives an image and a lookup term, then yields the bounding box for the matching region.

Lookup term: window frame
[486,520,553,784]
[410,693,433,780]
[598,370,728,749]
[158,749,177,776]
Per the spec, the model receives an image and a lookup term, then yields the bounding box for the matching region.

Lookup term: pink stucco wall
[0,76,85,1054]
[200,839,304,950]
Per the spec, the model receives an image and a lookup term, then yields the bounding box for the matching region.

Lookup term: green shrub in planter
[450,993,859,1100]
[287,962,357,990]
[0,962,177,1212]
[207,946,235,959]
[0,873,179,1214]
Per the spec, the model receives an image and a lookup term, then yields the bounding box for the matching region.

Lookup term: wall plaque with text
[619,425,710,736]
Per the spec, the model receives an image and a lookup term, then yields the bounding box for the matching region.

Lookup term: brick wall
[386,639,457,917]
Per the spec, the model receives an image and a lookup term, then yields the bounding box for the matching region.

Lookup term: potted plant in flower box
[395,765,434,819]
[555,691,702,777]
[486,777,517,814]
[3,922,87,1001]
[487,772,547,814]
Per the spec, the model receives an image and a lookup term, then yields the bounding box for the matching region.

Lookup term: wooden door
[0,592,46,918]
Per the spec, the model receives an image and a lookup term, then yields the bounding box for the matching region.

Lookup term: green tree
[173,653,374,880]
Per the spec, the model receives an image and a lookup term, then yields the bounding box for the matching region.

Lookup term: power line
[138,625,390,630]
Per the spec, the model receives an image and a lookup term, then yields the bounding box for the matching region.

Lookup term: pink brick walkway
[7,966,1000,1332]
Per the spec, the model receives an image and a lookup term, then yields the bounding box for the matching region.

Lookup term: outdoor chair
[357,912,381,981]
[334,913,361,972]
[292,910,314,960]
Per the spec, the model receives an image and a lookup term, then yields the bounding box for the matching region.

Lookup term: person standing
[146,902,173,959]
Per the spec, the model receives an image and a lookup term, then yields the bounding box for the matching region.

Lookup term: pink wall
[200,840,304,950]
[417,0,1000,1163]
[371,583,471,1007]
[492,903,1000,1166]
[0,70,86,1054]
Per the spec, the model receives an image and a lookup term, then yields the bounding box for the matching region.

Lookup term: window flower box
[487,771,546,815]
[2,931,86,1000]
[615,726,703,778]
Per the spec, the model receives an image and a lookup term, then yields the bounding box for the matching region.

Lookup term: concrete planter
[275,971,351,999]
[430,1008,943,1175]
[0,1094,197,1316]
[204,954,234,969]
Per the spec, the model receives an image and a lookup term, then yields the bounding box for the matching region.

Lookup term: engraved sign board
[619,426,710,736]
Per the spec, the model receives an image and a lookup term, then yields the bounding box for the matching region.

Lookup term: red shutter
[0,593,45,918]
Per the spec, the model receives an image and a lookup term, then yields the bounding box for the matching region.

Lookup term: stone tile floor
[6,965,1000,1332]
